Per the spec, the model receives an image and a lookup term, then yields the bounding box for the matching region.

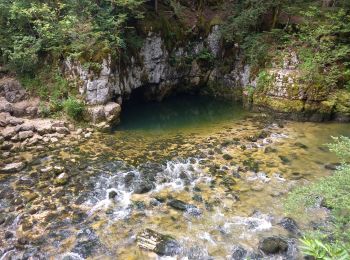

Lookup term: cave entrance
[116,86,246,132]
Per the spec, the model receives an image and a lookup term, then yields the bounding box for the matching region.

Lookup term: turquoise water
[117,94,247,132]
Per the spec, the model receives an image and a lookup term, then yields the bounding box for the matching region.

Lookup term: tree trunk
[155,0,158,14]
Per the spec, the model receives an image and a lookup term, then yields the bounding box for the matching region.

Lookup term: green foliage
[296,6,350,88]
[5,36,42,73]
[222,0,350,87]
[256,70,272,89]
[285,136,350,257]
[19,68,70,100]
[196,48,215,66]
[300,236,349,260]
[63,97,85,121]
[327,136,350,162]
[0,0,145,73]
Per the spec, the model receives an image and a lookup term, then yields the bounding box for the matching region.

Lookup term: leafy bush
[5,36,42,73]
[300,237,349,260]
[63,97,85,121]
[0,0,145,74]
[196,49,215,66]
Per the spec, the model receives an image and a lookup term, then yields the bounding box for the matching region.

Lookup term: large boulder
[85,102,121,124]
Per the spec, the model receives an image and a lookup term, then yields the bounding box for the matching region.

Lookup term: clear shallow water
[1,95,350,259]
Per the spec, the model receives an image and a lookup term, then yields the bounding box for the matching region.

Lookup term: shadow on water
[115,94,247,132]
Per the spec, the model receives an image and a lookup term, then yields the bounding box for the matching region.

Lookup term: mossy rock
[253,95,304,113]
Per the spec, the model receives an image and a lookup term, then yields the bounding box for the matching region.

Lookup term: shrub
[6,36,42,73]
[63,97,85,120]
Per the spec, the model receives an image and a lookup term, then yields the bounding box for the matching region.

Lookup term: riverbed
[0,95,349,259]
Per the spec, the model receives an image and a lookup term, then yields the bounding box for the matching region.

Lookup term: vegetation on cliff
[223,0,350,89]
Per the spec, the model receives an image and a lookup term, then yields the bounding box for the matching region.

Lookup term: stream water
[0,95,349,259]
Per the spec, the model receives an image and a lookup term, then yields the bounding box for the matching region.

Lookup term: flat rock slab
[1,162,25,174]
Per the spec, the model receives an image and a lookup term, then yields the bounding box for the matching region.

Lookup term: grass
[285,136,350,259]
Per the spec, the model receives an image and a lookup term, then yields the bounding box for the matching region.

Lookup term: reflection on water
[117,94,246,132]
[0,95,349,259]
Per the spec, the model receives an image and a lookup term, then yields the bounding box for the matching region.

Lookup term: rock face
[248,50,350,121]
[63,28,246,107]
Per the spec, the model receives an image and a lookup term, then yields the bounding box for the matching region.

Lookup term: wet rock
[290,172,303,180]
[279,217,301,236]
[324,163,341,171]
[1,162,25,173]
[54,172,69,186]
[231,246,247,260]
[150,199,161,207]
[192,194,203,202]
[223,154,233,160]
[246,135,258,142]
[5,231,14,239]
[154,195,167,203]
[133,179,155,194]
[259,236,288,255]
[295,142,308,149]
[137,228,181,256]
[124,172,135,186]
[0,214,5,225]
[264,146,277,153]
[108,190,118,199]
[167,199,192,211]
[72,239,100,259]
[279,155,291,164]
[17,237,28,246]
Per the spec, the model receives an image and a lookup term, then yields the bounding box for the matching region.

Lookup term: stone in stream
[294,142,308,149]
[231,246,248,260]
[167,199,191,211]
[324,163,341,171]
[279,217,301,236]
[54,172,69,186]
[259,236,288,255]
[133,179,155,194]
[279,155,291,164]
[223,154,233,160]
[137,228,181,256]
[1,161,25,173]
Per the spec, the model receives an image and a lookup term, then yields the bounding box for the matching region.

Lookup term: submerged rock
[259,236,288,255]
[54,172,69,186]
[137,229,181,256]
[167,199,190,211]
[324,163,341,171]
[223,154,233,160]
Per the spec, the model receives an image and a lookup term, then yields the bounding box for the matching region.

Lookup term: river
[0,94,349,259]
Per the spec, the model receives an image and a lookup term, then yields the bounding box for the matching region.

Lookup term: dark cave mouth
[115,85,246,132]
